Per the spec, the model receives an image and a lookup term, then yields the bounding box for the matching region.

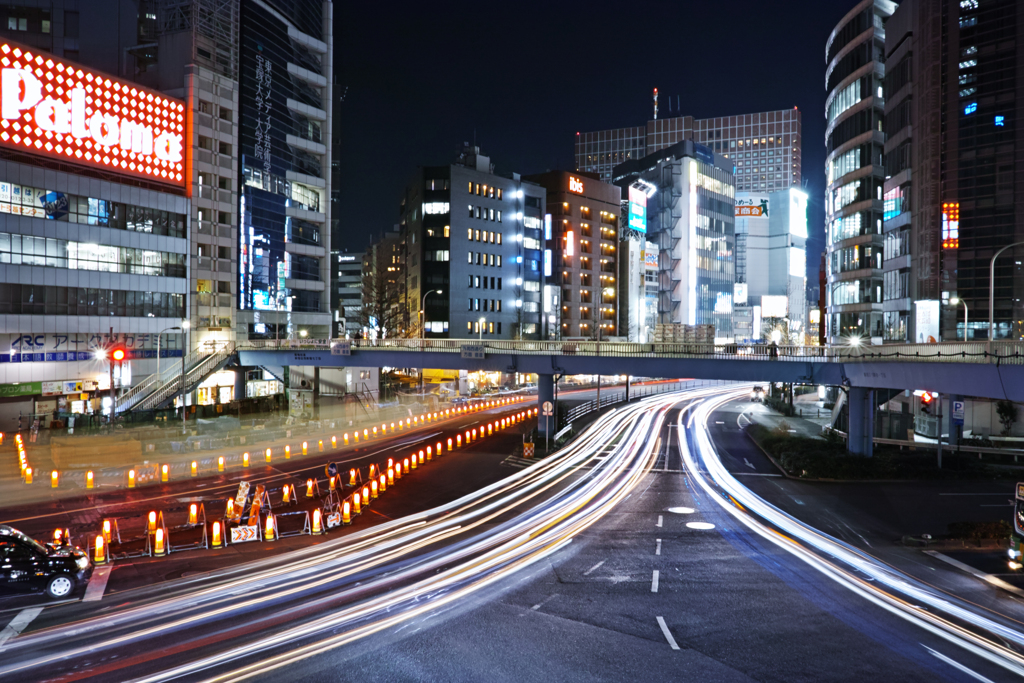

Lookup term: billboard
[628,186,647,233]
[735,194,769,218]
[914,300,940,344]
[0,42,185,186]
[734,283,748,306]
[761,295,788,318]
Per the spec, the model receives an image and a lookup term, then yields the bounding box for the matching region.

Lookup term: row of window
[0,284,184,317]
[468,275,503,290]
[0,183,186,238]
[469,205,502,222]
[0,233,186,277]
[469,228,502,244]
[468,298,502,312]
[469,182,503,200]
[424,250,450,262]
[468,251,502,267]
[467,320,502,334]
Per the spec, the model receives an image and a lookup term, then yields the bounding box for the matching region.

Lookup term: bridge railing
[235,338,1024,365]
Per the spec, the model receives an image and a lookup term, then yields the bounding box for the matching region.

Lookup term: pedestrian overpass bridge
[233,338,1024,456]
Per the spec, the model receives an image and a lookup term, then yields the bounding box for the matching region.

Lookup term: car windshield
[12,529,49,555]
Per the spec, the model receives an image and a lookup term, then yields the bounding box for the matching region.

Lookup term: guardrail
[237,338,1024,365]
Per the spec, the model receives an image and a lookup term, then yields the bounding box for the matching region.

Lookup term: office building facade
[613,140,736,337]
[526,171,621,339]
[576,108,802,194]
[824,0,895,344]
[332,250,363,338]
[884,0,1023,342]
[238,0,332,342]
[399,145,546,340]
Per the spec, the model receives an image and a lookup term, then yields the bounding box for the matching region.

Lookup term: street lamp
[478,317,486,341]
[299,329,308,338]
[181,320,190,435]
[988,241,1024,341]
[950,297,968,341]
[156,326,181,379]
[420,289,443,340]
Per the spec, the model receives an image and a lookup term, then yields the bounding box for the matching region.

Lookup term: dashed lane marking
[656,616,680,650]
[0,607,43,648]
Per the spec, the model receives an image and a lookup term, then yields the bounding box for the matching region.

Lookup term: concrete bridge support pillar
[538,373,555,439]
[847,386,875,457]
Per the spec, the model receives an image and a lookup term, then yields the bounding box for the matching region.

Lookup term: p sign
[952,400,965,426]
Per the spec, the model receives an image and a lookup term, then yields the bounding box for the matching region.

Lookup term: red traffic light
[111,347,127,362]
[920,392,933,404]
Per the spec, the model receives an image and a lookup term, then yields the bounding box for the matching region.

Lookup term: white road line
[0,607,43,648]
[651,570,660,593]
[83,565,112,602]
[744,458,756,470]
[655,539,662,556]
[530,593,558,611]
[938,493,1008,496]
[656,616,680,650]
[924,645,996,682]
[583,561,605,576]
[656,515,663,528]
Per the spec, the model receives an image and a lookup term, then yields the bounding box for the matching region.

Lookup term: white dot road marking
[656,515,663,528]
[923,645,995,682]
[583,560,605,576]
[651,570,660,593]
[686,522,716,530]
[0,607,43,648]
[667,507,694,514]
[655,539,662,556]
[83,565,112,602]
[656,616,680,650]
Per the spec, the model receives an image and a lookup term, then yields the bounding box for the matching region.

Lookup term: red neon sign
[0,42,185,186]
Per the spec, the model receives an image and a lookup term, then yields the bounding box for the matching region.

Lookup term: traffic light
[920,391,933,414]
[111,347,127,362]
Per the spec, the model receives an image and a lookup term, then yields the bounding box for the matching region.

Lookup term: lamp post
[157,326,181,379]
[989,241,1024,341]
[181,320,190,435]
[950,297,968,341]
[420,289,443,341]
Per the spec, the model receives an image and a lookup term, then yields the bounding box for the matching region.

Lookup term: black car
[0,525,91,599]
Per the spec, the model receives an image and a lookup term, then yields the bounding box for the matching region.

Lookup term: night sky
[335,1,857,283]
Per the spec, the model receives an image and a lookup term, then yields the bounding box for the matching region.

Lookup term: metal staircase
[137,342,236,411]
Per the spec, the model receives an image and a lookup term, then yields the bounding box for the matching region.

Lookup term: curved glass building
[824,0,896,344]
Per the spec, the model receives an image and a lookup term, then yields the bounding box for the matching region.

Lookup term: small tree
[997,400,1018,436]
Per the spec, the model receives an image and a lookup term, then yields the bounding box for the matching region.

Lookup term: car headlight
[76,556,90,570]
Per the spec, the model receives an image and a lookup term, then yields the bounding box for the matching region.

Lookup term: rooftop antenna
[653,88,659,120]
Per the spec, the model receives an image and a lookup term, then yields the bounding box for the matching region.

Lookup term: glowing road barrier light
[363,484,371,503]
[147,511,157,533]
[391,422,395,431]
[406,418,411,426]
[488,424,493,436]
[448,438,453,451]
[353,492,362,515]
[371,479,379,499]
[312,508,324,535]
[329,475,336,492]
[282,484,292,504]
[266,448,272,463]
[413,416,418,425]
[51,470,59,488]
[264,513,276,541]
[191,460,198,477]
[226,498,236,518]
[102,520,112,543]
[344,433,349,445]
[382,423,387,433]
[363,429,369,439]
[387,467,395,486]
[472,429,477,441]
[86,470,94,489]
[373,427,378,437]
[332,436,337,448]
[434,412,438,420]
[418,451,425,466]
[342,501,351,525]
[188,503,198,526]
[94,535,106,564]
[241,452,250,468]
[53,528,63,544]
[285,445,291,459]
[349,468,356,486]
[24,467,31,484]
[436,441,442,457]
[318,439,324,452]
[378,474,386,494]
[395,462,403,480]
[386,459,392,469]
[211,521,224,548]
[161,464,169,482]
[302,441,308,455]
[218,456,224,472]
[411,452,418,470]
[403,458,410,475]
[306,478,315,498]
[457,434,462,447]
[128,469,136,488]
[426,446,432,460]
[354,431,359,443]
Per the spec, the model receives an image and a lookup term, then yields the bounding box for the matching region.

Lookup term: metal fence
[238,338,1024,365]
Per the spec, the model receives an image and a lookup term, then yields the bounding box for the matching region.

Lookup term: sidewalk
[738,398,827,441]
